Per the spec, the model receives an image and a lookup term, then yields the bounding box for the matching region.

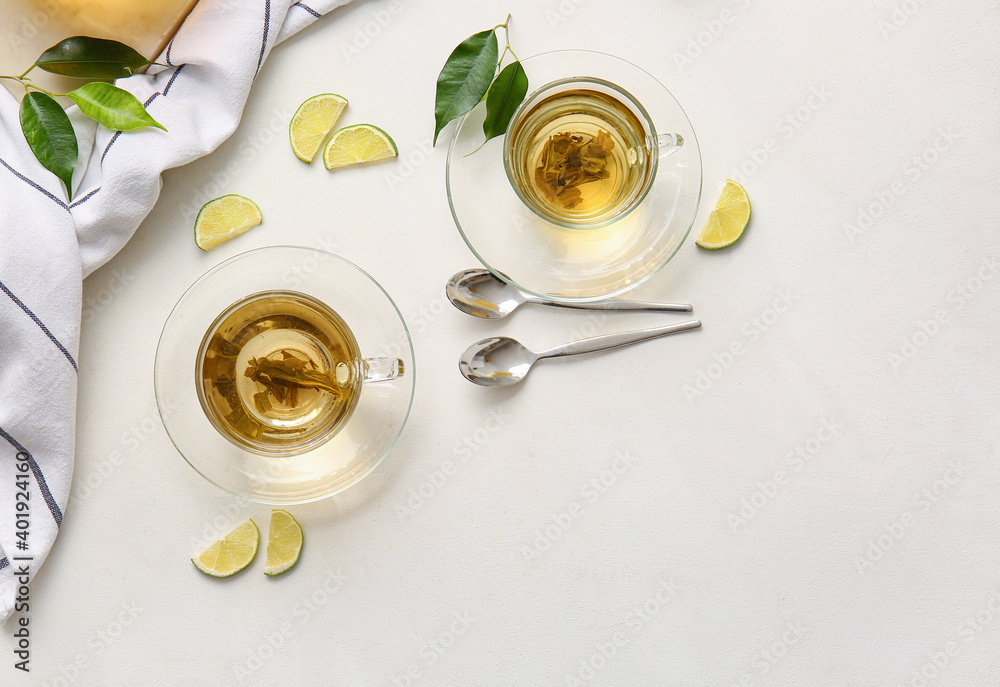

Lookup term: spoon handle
[536,320,702,360]
[536,299,692,313]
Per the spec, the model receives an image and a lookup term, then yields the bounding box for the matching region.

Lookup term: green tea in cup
[504,77,682,228]
[199,291,363,454]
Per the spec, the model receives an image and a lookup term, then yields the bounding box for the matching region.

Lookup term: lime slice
[194,194,262,250]
[322,123,397,170]
[192,519,259,578]
[289,93,348,163]
[264,509,303,576]
[695,179,751,249]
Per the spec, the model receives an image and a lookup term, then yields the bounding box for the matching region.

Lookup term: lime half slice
[322,123,397,170]
[695,179,751,249]
[194,194,262,250]
[290,93,348,163]
[192,519,259,578]
[264,509,303,576]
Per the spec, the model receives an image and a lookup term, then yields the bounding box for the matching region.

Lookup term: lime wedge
[695,179,751,249]
[192,519,259,578]
[264,509,303,576]
[322,123,397,170]
[290,93,348,163]
[194,194,262,250]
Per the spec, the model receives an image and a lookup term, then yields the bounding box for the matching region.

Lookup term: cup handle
[657,133,684,159]
[362,357,404,383]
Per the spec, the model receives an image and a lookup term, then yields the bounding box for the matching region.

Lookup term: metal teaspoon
[459,319,702,387]
[446,268,692,320]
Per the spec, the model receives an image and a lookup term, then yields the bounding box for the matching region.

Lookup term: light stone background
[3,0,1000,685]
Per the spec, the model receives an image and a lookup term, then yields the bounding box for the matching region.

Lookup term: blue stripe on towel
[0,280,78,371]
[256,0,272,75]
[69,187,101,208]
[99,64,186,167]
[163,64,186,96]
[293,1,321,18]
[165,38,176,67]
[0,426,63,528]
[0,158,69,211]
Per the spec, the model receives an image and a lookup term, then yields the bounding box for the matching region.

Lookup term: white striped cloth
[0,0,353,624]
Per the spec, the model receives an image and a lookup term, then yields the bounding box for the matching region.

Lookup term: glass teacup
[446,49,702,301]
[197,290,403,457]
[504,76,684,229]
[155,247,414,504]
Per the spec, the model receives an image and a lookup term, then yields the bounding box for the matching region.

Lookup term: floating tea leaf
[245,350,341,409]
[200,292,361,450]
[533,129,616,209]
[253,390,273,415]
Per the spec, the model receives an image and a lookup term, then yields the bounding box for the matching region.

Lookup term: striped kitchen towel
[0,0,353,623]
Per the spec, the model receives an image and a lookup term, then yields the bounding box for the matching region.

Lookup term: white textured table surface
[5,0,1000,685]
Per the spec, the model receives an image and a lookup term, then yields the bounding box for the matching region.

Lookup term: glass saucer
[446,49,702,302]
[154,246,415,504]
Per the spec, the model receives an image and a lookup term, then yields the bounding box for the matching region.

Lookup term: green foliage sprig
[432,15,528,149]
[1,36,167,197]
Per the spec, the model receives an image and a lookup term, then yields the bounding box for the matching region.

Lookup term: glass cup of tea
[504,76,684,229]
[154,246,415,504]
[446,50,702,301]
[197,290,403,457]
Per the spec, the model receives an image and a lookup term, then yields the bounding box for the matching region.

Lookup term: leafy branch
[432,15,528,150]
[1,36,167,198]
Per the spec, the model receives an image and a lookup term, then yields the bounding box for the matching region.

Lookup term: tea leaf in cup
[535,130,615,209]
[245,354,342,397]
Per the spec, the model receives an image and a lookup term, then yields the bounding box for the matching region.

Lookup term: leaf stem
[501,20,520,63]
[493,19,520,73]
[18,64,34,79]
[0,73,67,98]
[23,82,68,98]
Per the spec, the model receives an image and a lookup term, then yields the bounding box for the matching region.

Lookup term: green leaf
[19,92,78,197]
[482,61,528,143]
[34,36,151,79]
[68,82,166,132]
[433,28,499,145]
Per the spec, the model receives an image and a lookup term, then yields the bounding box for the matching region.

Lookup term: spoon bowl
[446,269,525,319]
[459,337,537,387]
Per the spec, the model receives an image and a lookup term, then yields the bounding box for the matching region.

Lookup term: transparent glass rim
[501,75,660,230]
[154,245,416,504]
[194,289,366,457]
[446,49,702,303]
